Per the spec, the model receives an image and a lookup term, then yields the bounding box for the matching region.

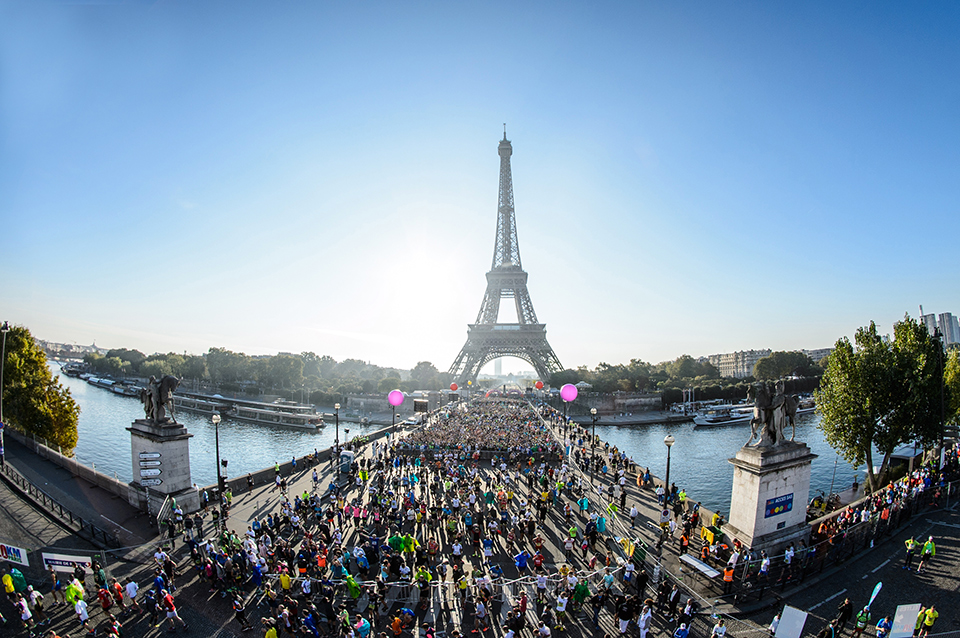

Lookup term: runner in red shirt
[162,589,188,632]
[98,587,115,620]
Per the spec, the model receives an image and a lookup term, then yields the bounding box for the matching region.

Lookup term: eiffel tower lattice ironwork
[448,132,563,384]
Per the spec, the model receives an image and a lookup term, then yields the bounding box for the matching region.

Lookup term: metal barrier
[0,460,120,549]
[156,493,174,529]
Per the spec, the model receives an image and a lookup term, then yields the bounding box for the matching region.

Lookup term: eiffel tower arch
[448,131,563,384]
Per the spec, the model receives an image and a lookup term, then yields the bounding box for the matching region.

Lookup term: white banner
[41,552,94,574]
[891,604,922,638]
[0,542,30,567]
[776,606,808,638]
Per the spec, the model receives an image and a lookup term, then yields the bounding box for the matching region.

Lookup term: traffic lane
[742,505,960,632]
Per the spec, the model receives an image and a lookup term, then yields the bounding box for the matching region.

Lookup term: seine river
[56,369,382,489]
[56,367,861,514]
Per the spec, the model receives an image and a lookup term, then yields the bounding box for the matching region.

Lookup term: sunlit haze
[2,3,958,375]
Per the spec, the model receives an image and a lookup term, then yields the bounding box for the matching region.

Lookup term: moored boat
[173,392,323,431]
[693,405,754,427]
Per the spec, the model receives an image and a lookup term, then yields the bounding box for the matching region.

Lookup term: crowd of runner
[399,403,562,456]
[2,400,958,638]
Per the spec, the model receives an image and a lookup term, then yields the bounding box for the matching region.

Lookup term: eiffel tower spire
[492,128,521,270]
[448,132,563,383]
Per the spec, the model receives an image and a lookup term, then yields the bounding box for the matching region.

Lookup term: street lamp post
[663,434,675,504]
[0,321,9,468]
[334,403,341,452]
[212,413,224,526]
[590,408,598,482]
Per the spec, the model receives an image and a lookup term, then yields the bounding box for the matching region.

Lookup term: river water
[56,370,382,489]
[56,368,861,514]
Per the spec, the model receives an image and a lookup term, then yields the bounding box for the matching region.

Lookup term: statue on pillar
[746,380,799,448]
[140,375,180,424]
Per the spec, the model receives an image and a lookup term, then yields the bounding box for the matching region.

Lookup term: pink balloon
[560,384,578,402]
[450,383,458,391]
[388,389,404,406]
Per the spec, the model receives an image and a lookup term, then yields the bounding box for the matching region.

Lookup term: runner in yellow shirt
[918,606,938,638]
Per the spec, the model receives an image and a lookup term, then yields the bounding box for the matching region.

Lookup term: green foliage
[946,348,960,428]
[550,355,721,394]
[753,351,822,380]
[3,325,80,450]
[378,377,402,393]
[816,316,946,492]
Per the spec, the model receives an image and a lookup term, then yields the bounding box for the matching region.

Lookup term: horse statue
[140,375,180,423]
[157,375,180,423]
[746,382,774,447]
[746,380,799,448]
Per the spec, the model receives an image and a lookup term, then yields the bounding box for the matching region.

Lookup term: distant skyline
[3,3,958,377]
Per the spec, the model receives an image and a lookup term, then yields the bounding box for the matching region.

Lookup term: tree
[816,317,944,492]
[105,348,146,372]
[183,355,207,380]
[265,354,304,390]
[753,351,821,380]
[410,361,439,388]
[378,377,402,393]
[945,348,960,428]
[2,325,80,450]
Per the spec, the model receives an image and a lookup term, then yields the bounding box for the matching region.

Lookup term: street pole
[590,408,598,483]
[212,413,224,529]
[664,434,675,504]
[334,403,341,452]
[1,322,10,468]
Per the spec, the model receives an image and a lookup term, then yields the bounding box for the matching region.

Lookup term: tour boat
[173,392,324,431]
[693,405,754,427]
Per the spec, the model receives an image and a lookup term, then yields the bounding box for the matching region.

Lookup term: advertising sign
[42,552,94,573]
[765,493,794,518]
[0,542,29,567]
[891,604,922,638]
[774,605,808,638]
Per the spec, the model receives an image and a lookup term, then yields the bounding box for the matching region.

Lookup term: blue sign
[765,493,794,518]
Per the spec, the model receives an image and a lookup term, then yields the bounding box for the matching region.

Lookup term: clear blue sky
[2,2,958,374]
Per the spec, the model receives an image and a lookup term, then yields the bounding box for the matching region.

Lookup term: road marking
[810,588,847,611]
[926,519,960,529]
[871,558,891,573]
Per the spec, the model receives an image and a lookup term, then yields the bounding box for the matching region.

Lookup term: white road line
[810,588,848,611]
[871,558,891,573]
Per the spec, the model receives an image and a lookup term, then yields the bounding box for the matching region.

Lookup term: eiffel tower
[448,131,563,384]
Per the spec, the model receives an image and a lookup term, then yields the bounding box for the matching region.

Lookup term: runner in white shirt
[556,594,568,625]
[125,579,140,611]
[536,574,548,602]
